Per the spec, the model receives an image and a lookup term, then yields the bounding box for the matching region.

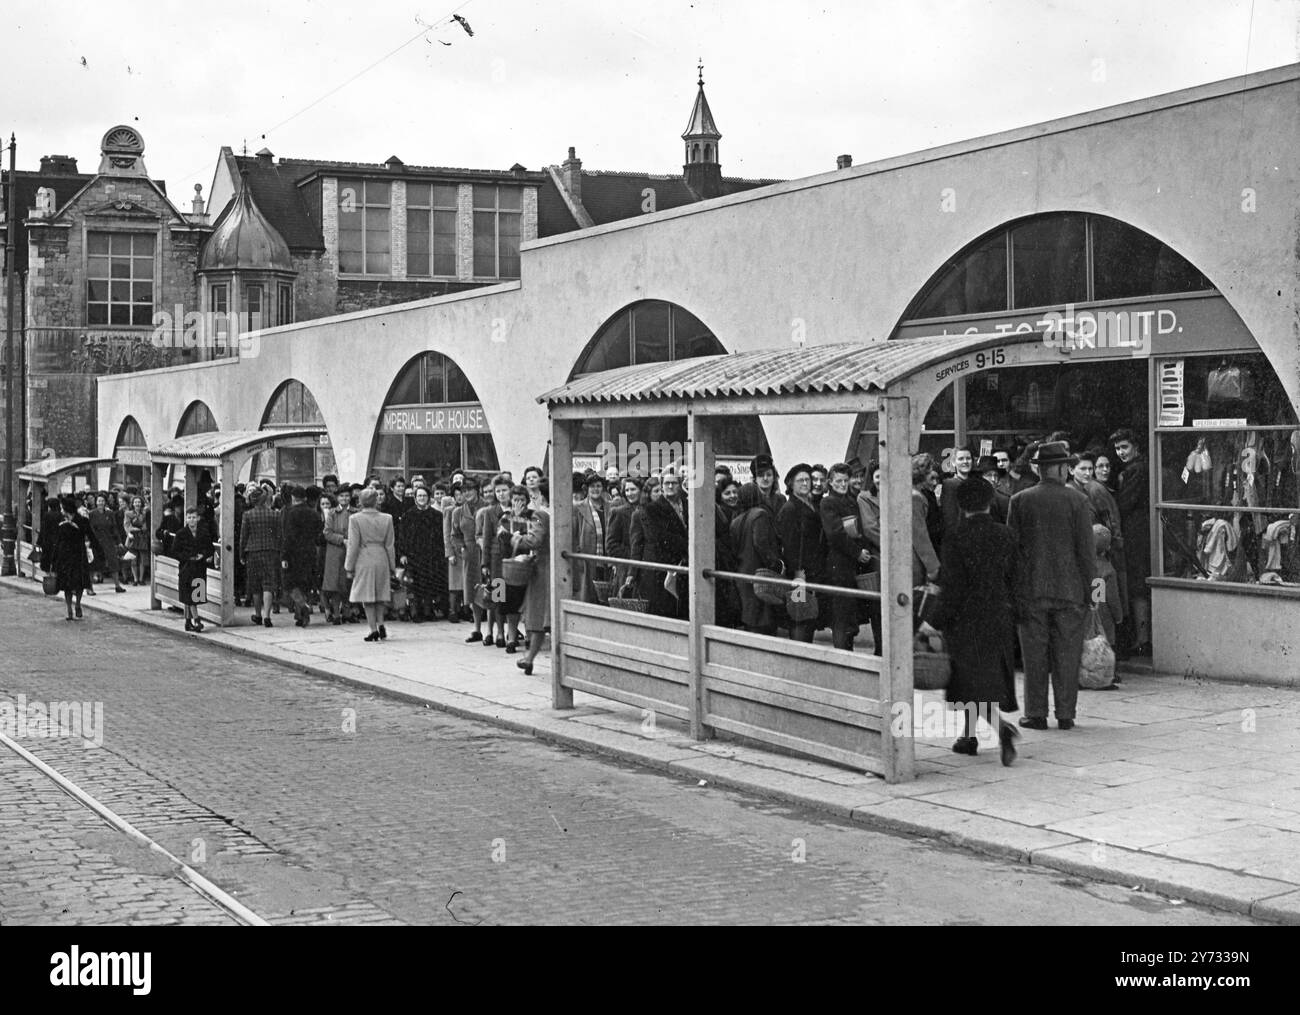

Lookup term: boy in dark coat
[930,478,1021,764]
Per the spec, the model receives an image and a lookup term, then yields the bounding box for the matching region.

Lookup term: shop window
[407,183,459,277]
[573,301,767,464]
[472,185,521,278]
[464,434,500,473]
[909,231,1007,320]
[87,232,155,326]
[1010,214,1086,310]
[1155,353,1300,586]
[904,213,1216,324]
[1092,218,1212,301]
[338,179,391,275]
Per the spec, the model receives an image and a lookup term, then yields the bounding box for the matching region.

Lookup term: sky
[6,0,1299,197]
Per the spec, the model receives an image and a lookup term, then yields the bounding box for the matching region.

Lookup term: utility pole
[2,133,16,576]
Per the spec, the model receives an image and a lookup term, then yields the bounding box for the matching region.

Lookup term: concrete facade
[98,64,1300,478]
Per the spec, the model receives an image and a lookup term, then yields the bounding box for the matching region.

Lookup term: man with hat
[931,476,1021,764]
[1006,440,1097,731]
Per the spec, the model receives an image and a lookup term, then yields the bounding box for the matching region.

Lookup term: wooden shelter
[15,457,116,580]
[148,430,319,626]
[541,332,1066,782]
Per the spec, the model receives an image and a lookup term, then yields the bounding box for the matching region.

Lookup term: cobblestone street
[0,591,1258,925]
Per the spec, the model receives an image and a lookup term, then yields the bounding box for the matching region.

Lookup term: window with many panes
[337,179,391,275]
[87,232,155,325]
[472,185,521,278]
[407,183,459,277]
[241,283,264,328]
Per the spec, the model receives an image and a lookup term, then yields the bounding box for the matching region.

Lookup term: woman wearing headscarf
[714,477,743,629]
[778,463,826,643]
[44,495,92,620]
[733,482,783,635]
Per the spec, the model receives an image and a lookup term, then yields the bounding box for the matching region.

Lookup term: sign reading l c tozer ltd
[379,403,490,435]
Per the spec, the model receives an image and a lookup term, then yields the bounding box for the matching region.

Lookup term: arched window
[254,380,332,487]
[176,401,218,437]
[693,144,701,163]
[904,213,1214,322]
[571,301,768,465]
[369,352,499,484]
[110,416,148,491]
[261,379,325,428]
[703,143,712,162]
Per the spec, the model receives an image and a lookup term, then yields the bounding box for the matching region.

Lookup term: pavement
[6,572,1300,924]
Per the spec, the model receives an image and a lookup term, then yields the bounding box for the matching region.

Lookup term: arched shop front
[110,416,149,491]
[855,212,1299,684]
[253,379,335,487]
[369,351,500,485]
[568,300,768,478]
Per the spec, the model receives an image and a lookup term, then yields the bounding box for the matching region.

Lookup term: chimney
[39,154,80,175]
[562,146,582,205]
[836,154,853,169]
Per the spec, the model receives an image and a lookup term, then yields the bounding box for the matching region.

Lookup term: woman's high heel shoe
[516,658,534,676]
[364,631,380,642]
[378,624,387,640]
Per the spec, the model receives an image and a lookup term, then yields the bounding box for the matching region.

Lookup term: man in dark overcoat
[281,485,324,627]
[1006,441,1097,730]
[930,478,1020,764]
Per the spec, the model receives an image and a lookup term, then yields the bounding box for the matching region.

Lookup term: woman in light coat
[443,486,464,622]
[512,479,550,675]
[320,487,351,624]
[345,486,396,642]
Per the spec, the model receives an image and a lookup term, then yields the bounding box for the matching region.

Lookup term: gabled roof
[226,154,325,251]
[540,334,1023,407]
[1,170,94,272]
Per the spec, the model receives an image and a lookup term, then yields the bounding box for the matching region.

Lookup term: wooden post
[549,416,574,709]
[149,460,164,611]
[879,395,916,783]
[686,408,715,741]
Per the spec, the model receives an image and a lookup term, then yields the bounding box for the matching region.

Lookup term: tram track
[0,728,267,927]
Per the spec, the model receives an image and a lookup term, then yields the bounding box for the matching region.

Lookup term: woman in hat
[778,463,826,643]
[930,477,1021,764]
[44,495,93,620]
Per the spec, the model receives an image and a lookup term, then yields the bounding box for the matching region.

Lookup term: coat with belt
[512,505,551,631]
[450,500,481,595]
[345,508,395,603]
[320,506,352,594]
[930,512,1019,710]
[1006,479,1097,609]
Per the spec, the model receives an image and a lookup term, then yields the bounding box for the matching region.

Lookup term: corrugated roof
[539,334,1024,406]
[18,457,116,481]
[150,429,322,463]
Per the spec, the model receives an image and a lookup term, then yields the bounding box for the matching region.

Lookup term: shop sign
[380,403,489,435]
[116,447,149,467]
[1192,418,1248,428]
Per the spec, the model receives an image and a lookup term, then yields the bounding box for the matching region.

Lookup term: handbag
[1079,606,1117,689]
[473,581,492,611]
[29,546,42,564]
[1207,363,1253,402]
[120,550,137,562]
[754,566,786,606]
[43,572,59,596]
[785,569,819,622]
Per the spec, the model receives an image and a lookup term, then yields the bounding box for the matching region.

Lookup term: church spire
[682,62,723,199]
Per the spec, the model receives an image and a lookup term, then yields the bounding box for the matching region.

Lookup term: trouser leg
[1017,607,1050,719]
[1050,603,1086,722]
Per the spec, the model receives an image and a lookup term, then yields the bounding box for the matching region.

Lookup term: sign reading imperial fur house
[379,404,490,434]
